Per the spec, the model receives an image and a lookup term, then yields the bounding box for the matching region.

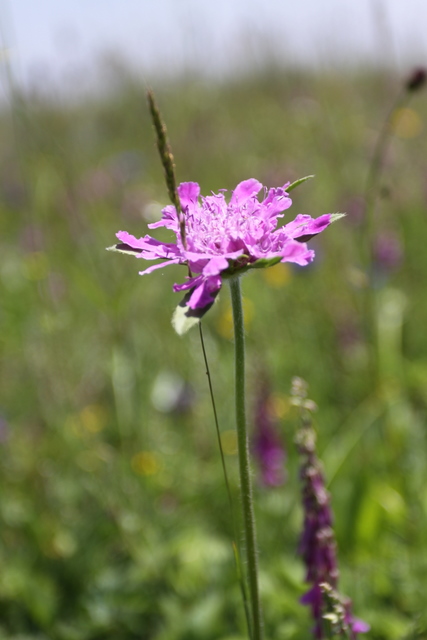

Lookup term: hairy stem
[229,278,263,640]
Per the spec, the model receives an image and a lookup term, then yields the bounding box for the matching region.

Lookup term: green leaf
[286,175,315,192]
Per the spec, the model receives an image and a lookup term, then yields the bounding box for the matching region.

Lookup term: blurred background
[1,1,427,639]
[2,0,427,96]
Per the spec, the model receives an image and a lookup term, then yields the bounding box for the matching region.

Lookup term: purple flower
[297,430,339,593]
[343,600,371,638]
[253,384,286,487]
[112,179,332,317]
[293,381,369,639]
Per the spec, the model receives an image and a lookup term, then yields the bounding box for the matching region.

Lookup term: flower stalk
[230,278,263,640]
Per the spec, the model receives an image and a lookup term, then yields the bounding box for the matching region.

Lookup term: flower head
[111,178,335,331]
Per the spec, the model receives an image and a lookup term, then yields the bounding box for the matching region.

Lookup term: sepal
[251,256,283,269]
[286,175,315,192]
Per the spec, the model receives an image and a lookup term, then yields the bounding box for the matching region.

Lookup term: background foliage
[1,65,427,639]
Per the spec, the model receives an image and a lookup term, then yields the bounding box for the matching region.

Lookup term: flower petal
[116,234,178,259]
[202,256,230,276]
[133,236,182,260]
[284,214,331,240]
[178,182,200,207]
[262,187,292,217]
[173,275,203,293]
[351,619,370,634]
[116,231,183,261]
[280,240,315,266]
[230,178,262,206]
[138,259,181,275]
[184,249,243,275]
[116,230,147,250]
[188,275,222,309]
[147,204,179,231]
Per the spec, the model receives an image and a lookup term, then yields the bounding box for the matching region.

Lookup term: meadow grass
[1,65,427,639]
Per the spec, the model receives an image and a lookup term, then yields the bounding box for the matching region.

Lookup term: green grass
[1,64,427,639]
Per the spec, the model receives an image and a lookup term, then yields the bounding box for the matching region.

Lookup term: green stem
[229,278,263,640]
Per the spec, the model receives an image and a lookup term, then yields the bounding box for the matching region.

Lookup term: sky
[2,0,426,95]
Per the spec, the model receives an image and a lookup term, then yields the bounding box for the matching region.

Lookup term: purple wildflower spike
[110,179,336,332]
[292,378,369,639]
[252,382,286,487]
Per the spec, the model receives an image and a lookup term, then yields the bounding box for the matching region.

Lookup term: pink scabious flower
[112,179,333,326]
